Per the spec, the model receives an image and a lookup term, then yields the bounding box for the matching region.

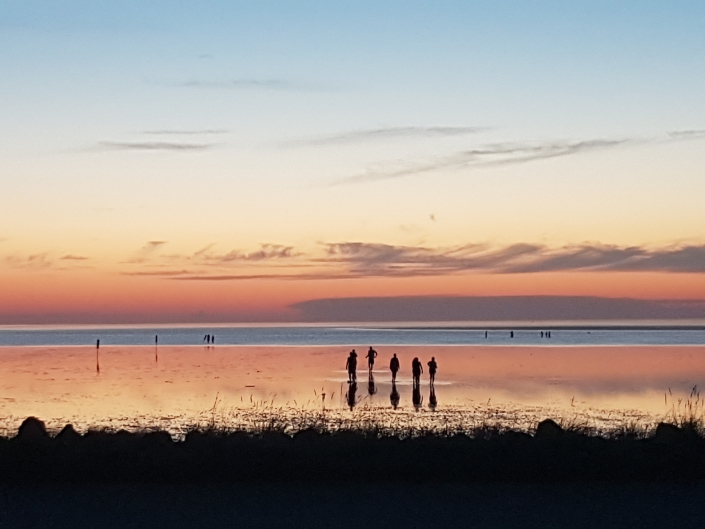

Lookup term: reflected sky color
[2,2,705,323]
[1,345,704,436]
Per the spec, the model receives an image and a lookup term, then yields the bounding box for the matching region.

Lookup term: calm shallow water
[2,323,705,346]
[1,340,704,437]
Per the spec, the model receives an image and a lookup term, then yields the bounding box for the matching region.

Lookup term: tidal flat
[1,344,704,437]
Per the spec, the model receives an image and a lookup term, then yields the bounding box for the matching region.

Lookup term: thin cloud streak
[286,126,488,147]
[334,138,630,185]
[143,129,229,135]
[123,242,300,269]
[668,130,705,138]
[98,141,213,151]
[179,79,291,90]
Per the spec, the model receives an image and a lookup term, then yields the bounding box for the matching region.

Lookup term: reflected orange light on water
[1,345,704,435]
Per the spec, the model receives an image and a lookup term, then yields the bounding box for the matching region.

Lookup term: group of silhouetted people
[203,334,215,344]
[345,347,438,387]
[344,347,439,411]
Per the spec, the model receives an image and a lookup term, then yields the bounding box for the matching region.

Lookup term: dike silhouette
[3,417,705,484]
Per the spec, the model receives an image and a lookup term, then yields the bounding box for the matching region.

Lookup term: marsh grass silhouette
[4,414,705,485]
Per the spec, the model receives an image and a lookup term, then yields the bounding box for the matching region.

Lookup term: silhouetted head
[393,353,397,358]
[431,357,435,361]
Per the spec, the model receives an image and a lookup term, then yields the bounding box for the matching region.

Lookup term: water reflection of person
[411,357,423,388]
[390,382,400,409]
[346,350,358,383]
[367,371,377,396]
[346,382,358,410]
[389,354,400,382]
[412,384,423,411]
[428,385,437,411]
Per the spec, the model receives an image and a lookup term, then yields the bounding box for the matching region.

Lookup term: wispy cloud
[286,126,488,147]
[668,130,705,138]
[122,243,300,271]
[124,241,168,264]
[334,138,630,185]
[318,241,705,276]
[60,255,89,261]
[4,253,54,270]
[143,129,229,136]
[98,141,213,151]
[121,240,705,281]
[179,79,291,90]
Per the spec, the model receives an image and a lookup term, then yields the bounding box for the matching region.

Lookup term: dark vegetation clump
[1,416,705,484]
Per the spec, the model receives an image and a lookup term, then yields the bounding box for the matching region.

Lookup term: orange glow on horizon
[2,266,705,323]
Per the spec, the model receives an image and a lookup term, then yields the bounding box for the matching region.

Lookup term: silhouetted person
[540,331,544,338]
[204,334,210,344]
[412,357,423,387]
[346,382,358,410]
[211,335,215,344]
[367,371,377,395]
[429,385,437,411]
[346,350,358,383]
[155,334,158,345]
[510,331,514,338]
[485,331,488,339]
[427,357,437,385]
[390,381,400,409]
[389,353,400,382]
[366,346,378,371]
[412,384,422,410]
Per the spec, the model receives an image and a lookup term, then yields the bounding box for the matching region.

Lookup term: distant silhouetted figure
[346,350,358,383]
[540,331,544,338]
[510,331,514,338]
[204,334,210,344]
[366,347,378,371]
[346,382,358,410]
[389,353,400,382]
[485,331,488,339]
[429,385,437,411]
[96,339,100,349]
[367,371,377,396]
[390,381,400,409]
[412,357,423,387]
[548,331,551,338]
[155,335,158,345]
[412,384,422,410]
[427,357,437,385]
[211,335,215,344]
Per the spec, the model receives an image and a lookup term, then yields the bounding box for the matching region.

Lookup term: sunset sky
[2,1,705,323]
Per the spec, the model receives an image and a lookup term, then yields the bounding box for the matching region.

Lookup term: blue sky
[2,1,705,322]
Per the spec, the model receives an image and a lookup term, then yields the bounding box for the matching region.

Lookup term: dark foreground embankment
[4,482,705,528]
[3,418,705,484]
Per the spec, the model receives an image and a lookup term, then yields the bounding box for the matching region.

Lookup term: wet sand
[1,345,704,435]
